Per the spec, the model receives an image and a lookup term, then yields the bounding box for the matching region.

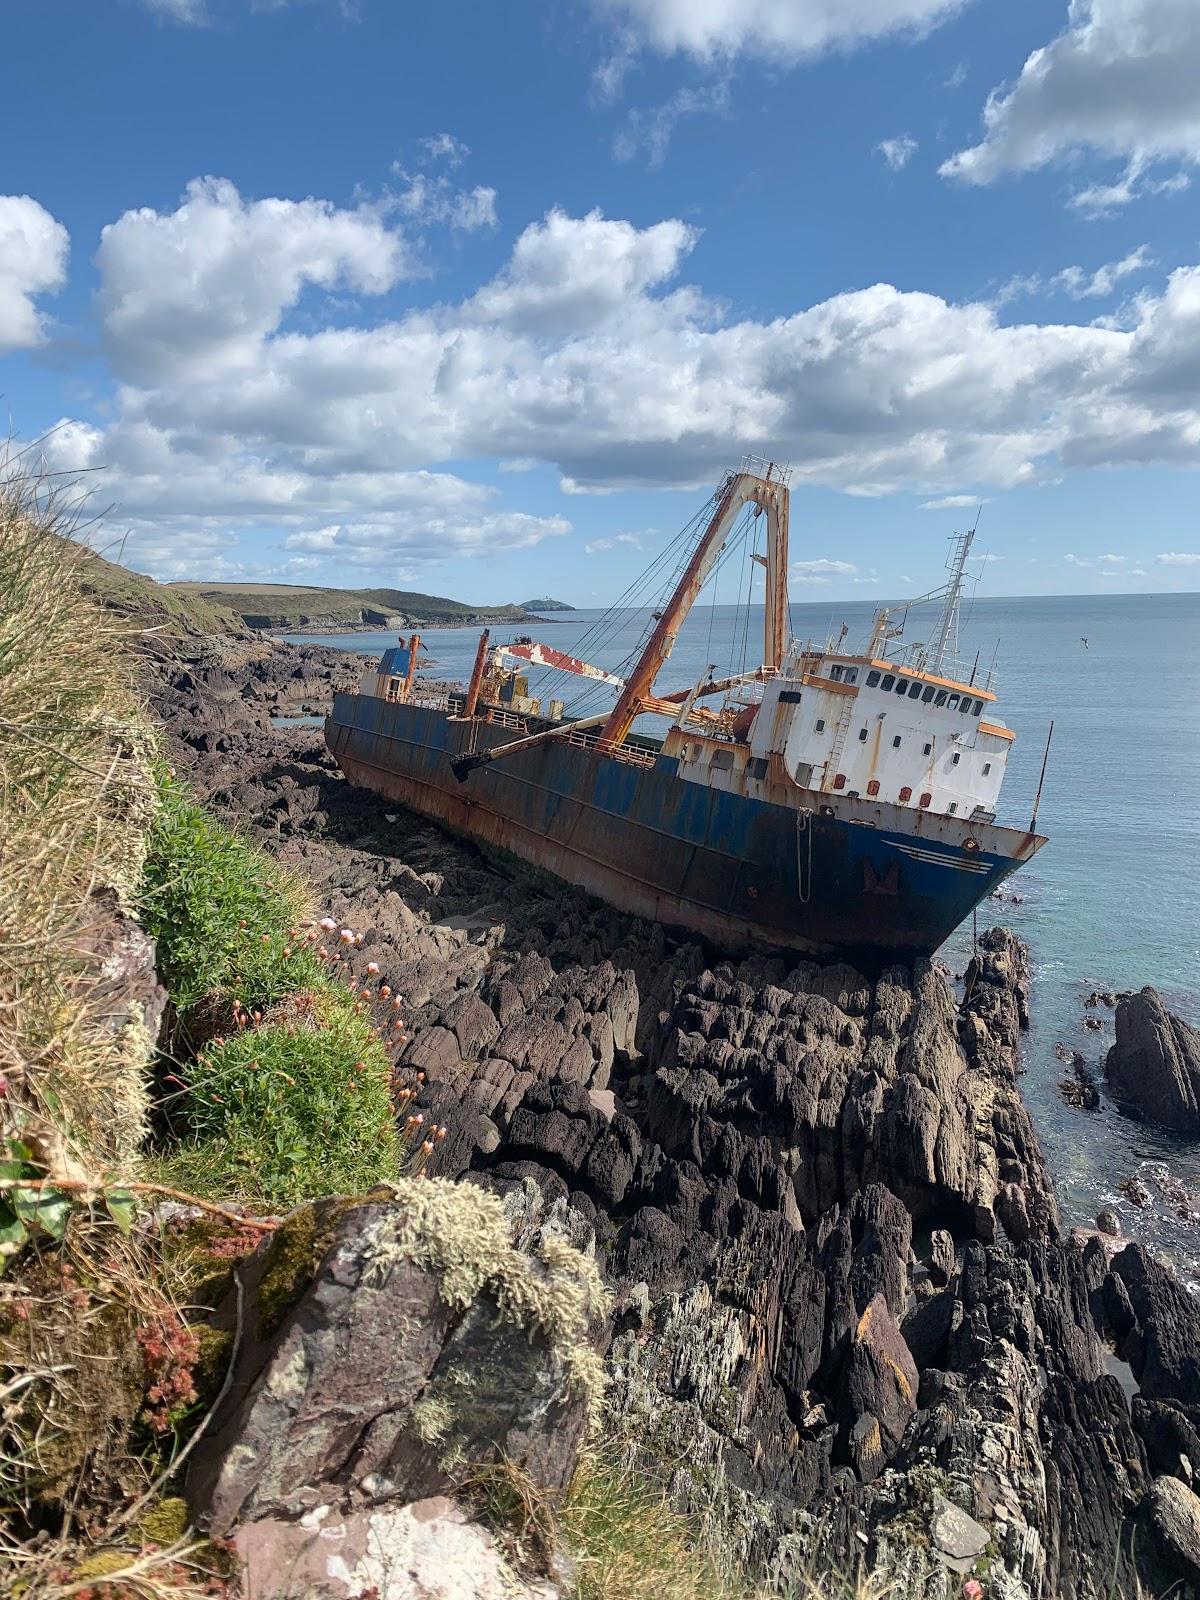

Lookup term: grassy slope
[68,538,249,638]
[169,580,540,628]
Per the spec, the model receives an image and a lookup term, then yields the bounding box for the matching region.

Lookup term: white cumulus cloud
[96,176,411,383]
[1157,550,1200,564]
[38,179,1200,580]
[592,0,967,62]
[0,195,69,353]
[942,0,1200,208]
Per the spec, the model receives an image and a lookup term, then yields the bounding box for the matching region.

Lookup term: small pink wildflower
[367,961,380,976]
[320,916,337,931]
[339,928,355,944]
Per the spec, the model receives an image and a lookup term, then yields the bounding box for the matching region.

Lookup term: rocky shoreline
[146,635,1200,1599]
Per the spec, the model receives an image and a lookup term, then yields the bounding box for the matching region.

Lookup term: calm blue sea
[286,591,1200,1266]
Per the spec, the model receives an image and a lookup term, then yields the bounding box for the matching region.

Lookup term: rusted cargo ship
[326,462,1046,962]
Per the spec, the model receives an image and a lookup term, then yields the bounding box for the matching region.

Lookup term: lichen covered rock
[187,1179,609,1539]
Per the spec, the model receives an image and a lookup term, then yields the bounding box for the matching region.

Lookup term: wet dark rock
[1060,1058,1101,1111]
[1106,987,1200,1134]
[1097,1209,1122,1237]
[1106,1243,1200,1403]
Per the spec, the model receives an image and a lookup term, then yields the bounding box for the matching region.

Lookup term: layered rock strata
[153,642,1200,1599]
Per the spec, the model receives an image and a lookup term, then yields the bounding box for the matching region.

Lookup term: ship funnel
[450,750,494,782]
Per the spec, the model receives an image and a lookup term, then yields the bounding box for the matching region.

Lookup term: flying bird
[1080,637,1089,649]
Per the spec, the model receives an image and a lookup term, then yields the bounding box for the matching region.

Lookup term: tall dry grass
[0,469,158,1175]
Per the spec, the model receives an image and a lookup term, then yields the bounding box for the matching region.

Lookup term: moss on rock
[134,1494,191,1546]
[256,1189,394,1339]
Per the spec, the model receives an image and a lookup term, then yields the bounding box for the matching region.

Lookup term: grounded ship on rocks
[327,462,1047,963]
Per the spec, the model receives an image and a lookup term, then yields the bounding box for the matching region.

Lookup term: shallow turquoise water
[286,591,1200,1262]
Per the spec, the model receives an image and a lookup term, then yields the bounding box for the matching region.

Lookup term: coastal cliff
[5,530,1200,1600]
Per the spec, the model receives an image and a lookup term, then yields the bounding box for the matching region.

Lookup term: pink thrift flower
[367,961,380,976]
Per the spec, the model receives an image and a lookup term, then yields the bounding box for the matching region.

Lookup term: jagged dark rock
[1106,987,1200,1134]
[147,640,1200,1600]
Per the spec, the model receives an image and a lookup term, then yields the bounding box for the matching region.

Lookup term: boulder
[1106,988,1200,1133]
[839,1293,919,1466]
[187,1181,609,1539]
[1144,1476,1200,1589]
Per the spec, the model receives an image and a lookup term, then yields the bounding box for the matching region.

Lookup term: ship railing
[725,680,767,709]
[900,649,997,693]
[482,705,526,730]
[781,635,998,694]
[560,725,657,769]
[411,690,458,712]
[739,452,792,486]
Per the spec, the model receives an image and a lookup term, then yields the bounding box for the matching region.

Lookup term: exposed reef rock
[1106,986,1200,1134]
[151,640,1200,1600]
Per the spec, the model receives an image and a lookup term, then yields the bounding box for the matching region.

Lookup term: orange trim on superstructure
[834,657,998,702]
[979,721,1016,742]
[803,673,859,696]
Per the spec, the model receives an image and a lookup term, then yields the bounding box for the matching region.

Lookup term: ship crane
[449,460,789,781]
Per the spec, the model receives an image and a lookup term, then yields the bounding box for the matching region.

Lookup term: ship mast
[601,461,790,749]
[923,528,974,674]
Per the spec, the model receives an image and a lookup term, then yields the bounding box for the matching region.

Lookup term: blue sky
[3,0,1200,603]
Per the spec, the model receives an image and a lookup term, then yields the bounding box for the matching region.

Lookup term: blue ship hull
[326,692,1043,964]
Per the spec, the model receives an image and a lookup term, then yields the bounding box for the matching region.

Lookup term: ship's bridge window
[750,756,769,779]
[881,673,895,691]
[948,801,959,815]
[922,686,935,703]
[934,690,948,707]
[843,668,858,684]
[830,664,844,680]
[947,693,960,710]
[815,718,826,733]
[711,748,735,771]
[908,681,922,699]
[867,670,881,687]
[895,677,908,695]
[972,699,984,716]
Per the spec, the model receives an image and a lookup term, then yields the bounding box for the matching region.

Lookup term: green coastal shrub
[157,986,397,1205]
[141,767,315,1017]
[141,769,399,1205]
